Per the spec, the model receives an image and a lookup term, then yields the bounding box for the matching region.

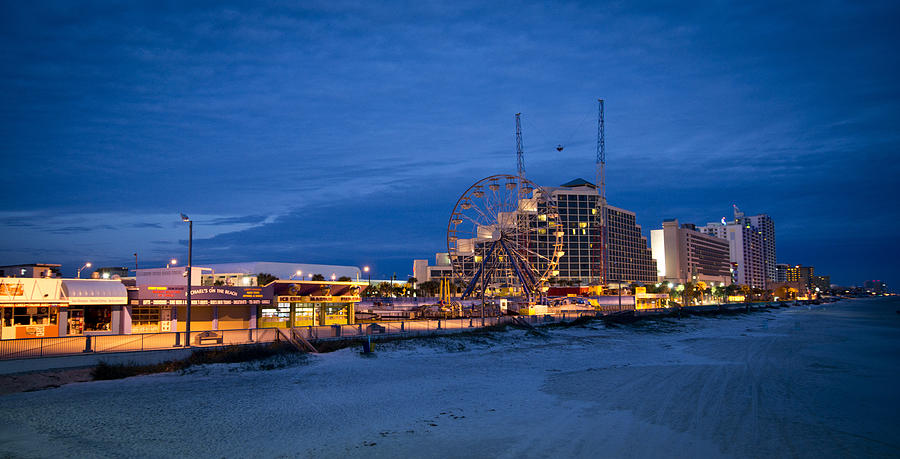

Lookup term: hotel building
[700,216,766,288]
[650,219,731,285]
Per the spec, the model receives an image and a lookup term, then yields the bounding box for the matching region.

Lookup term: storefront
[61,280,128,335]
[263,280,368,328]
[131,285,273,333]
[0,278,64,339]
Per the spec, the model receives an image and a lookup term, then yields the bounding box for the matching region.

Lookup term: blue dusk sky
[1,1,898,287]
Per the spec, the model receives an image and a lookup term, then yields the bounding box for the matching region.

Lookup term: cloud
[203,215,268,226]
[1,1,899,285]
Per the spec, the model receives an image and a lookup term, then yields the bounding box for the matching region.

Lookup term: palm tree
[257,273,278,286]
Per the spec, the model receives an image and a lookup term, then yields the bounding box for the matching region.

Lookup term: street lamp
[180,213,192,347]
[290,270,302,280]
[77,262,92,279]
[364,266,370,285]
[331,273,336,281]
[167,258,177,268]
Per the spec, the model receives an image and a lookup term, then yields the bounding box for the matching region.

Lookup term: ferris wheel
[446,174,563,301]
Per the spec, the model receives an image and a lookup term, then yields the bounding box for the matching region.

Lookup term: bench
[196,331,224,345]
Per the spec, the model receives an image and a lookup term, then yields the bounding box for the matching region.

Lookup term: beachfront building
[786,265,814,291]
[1,278,64,339]
[418,178,657,288]
[1,278,128,339]
[776,263,790,283]
[263,280,367,328]
[700,214,767,288]
[650,219,731,285]
[62,279,129,335]
[541,179,657,285]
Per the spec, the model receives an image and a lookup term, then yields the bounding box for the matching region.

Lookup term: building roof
[61,279,128,305]
[204,262,361,281]
[560,178,597,188]
[0,263,61,268]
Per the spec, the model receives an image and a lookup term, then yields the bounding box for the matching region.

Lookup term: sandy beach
[0,298,897,458]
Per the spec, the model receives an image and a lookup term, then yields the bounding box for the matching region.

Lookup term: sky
[1,1,898,287]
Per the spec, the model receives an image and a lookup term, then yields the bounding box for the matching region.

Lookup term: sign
[0,284,24,296]
[134,285,273,305]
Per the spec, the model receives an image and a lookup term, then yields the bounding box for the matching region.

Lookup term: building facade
[776,263,790,283]
[700,219,766,288]
[413,253,452,283]
[744,214,776,284]
[650,219,731,285]
[541,179,656,285]
[0,263,61,279]
[786,265,814,290]
[605,204,657,284]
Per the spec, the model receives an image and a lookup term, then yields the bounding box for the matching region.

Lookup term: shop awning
[0,278,64,303]
[62,280,128,305]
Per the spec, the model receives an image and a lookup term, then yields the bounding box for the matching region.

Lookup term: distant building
[413,253,452,283]
[650,219,731,285]
[775,263,790,283]
[92,267,130,279]
[864,280,887,294]
[203,262,362,282]
[0,263,61,279]
[786,265,814,290]
[744,213,776,283]
[812,275,830,292]
[700,207,775,288]
[700,218,766,288]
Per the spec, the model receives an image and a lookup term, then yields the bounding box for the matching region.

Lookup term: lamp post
[167,258,177,268]
[290,270,302,280]
[364,266,370,285]
[77,262,92,279]
[180,213,192,347]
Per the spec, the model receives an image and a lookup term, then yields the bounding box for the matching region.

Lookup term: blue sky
[1,1,898,287]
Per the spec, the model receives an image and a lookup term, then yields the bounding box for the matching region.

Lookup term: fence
[0,311,608,361]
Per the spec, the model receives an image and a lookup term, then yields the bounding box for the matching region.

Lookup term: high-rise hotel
[541,179,657,285]
[699,207,775,288]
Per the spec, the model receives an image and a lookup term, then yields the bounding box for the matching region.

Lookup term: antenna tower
[596,99,605,202]
[593,99,608,285]
[515,113,525,179]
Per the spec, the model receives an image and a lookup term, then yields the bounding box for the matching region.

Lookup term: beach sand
[0,298,897,458]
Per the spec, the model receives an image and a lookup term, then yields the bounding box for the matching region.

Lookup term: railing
[7,306,775,361]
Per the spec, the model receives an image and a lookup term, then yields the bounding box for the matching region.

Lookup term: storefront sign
[0,284,24,296]
[134,285,272,305]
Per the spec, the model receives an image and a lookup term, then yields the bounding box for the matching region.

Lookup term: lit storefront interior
[62,279,128,335]
[131,285,273,333]
[261,281,367,328]
[0,278,64,339]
